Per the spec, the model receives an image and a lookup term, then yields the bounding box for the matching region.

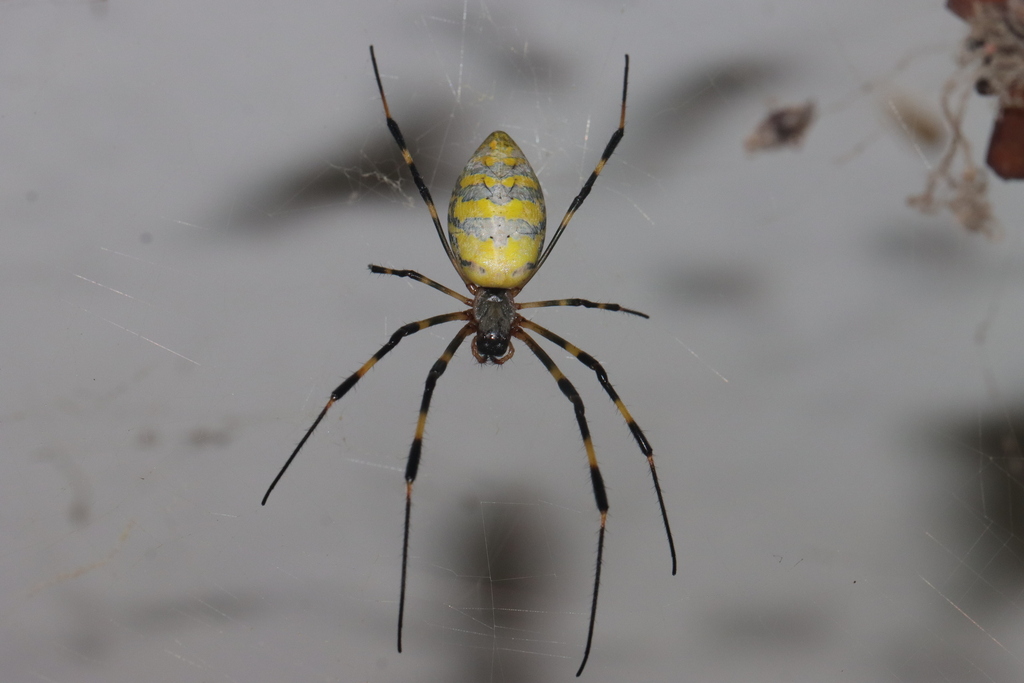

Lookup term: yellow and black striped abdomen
[448,131,546,289]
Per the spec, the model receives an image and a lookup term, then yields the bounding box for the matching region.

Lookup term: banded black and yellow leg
[262,310,470,505]
[520,318,676,575]
[528,55,630,280]
[398,323,474,653]
[513,329,607,677]
[369,265,473,305]
[519,297,649,319]
[369,46,468,284]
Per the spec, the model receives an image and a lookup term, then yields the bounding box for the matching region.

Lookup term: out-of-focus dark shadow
[421,481,571,683]
[629,56,794,173]
[224,37,573,236]
[925,402,1024,616]
[660,259,768,310]
[123,589,268,632]
[704,600,830,653]
[226,52,793,235]
[226,102,460,233]
[479,45,572,90]
[870,221,985,274]
[49,587,269,663]
[38,448,92,527]
[423,3,573,89]
[882,403,1024,682]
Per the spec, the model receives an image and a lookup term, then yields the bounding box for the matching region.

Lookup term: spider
[262,46,676,676]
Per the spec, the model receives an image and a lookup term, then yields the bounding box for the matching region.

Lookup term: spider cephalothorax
[471,287,517,363]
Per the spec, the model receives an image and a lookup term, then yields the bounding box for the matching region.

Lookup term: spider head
[475,329,511,363]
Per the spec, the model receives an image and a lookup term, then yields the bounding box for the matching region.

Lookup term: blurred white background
[4,1,1024,681]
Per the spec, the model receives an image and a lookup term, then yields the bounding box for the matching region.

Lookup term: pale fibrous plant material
[903,3,1024,238]
[744,101,816,152]
[261,46,677,677]
[906,74,998,238]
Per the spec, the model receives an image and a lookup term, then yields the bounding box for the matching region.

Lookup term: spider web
[6,1,1024,682]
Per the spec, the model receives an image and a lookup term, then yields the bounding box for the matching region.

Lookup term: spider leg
[518,297,648,319]
[520,318,676,575]
[398,323,474,653]
[369,46,469,286]
[525,55,629,283]
[262,310,470,505]
[369,265,472,304]
[513,329,607,677]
